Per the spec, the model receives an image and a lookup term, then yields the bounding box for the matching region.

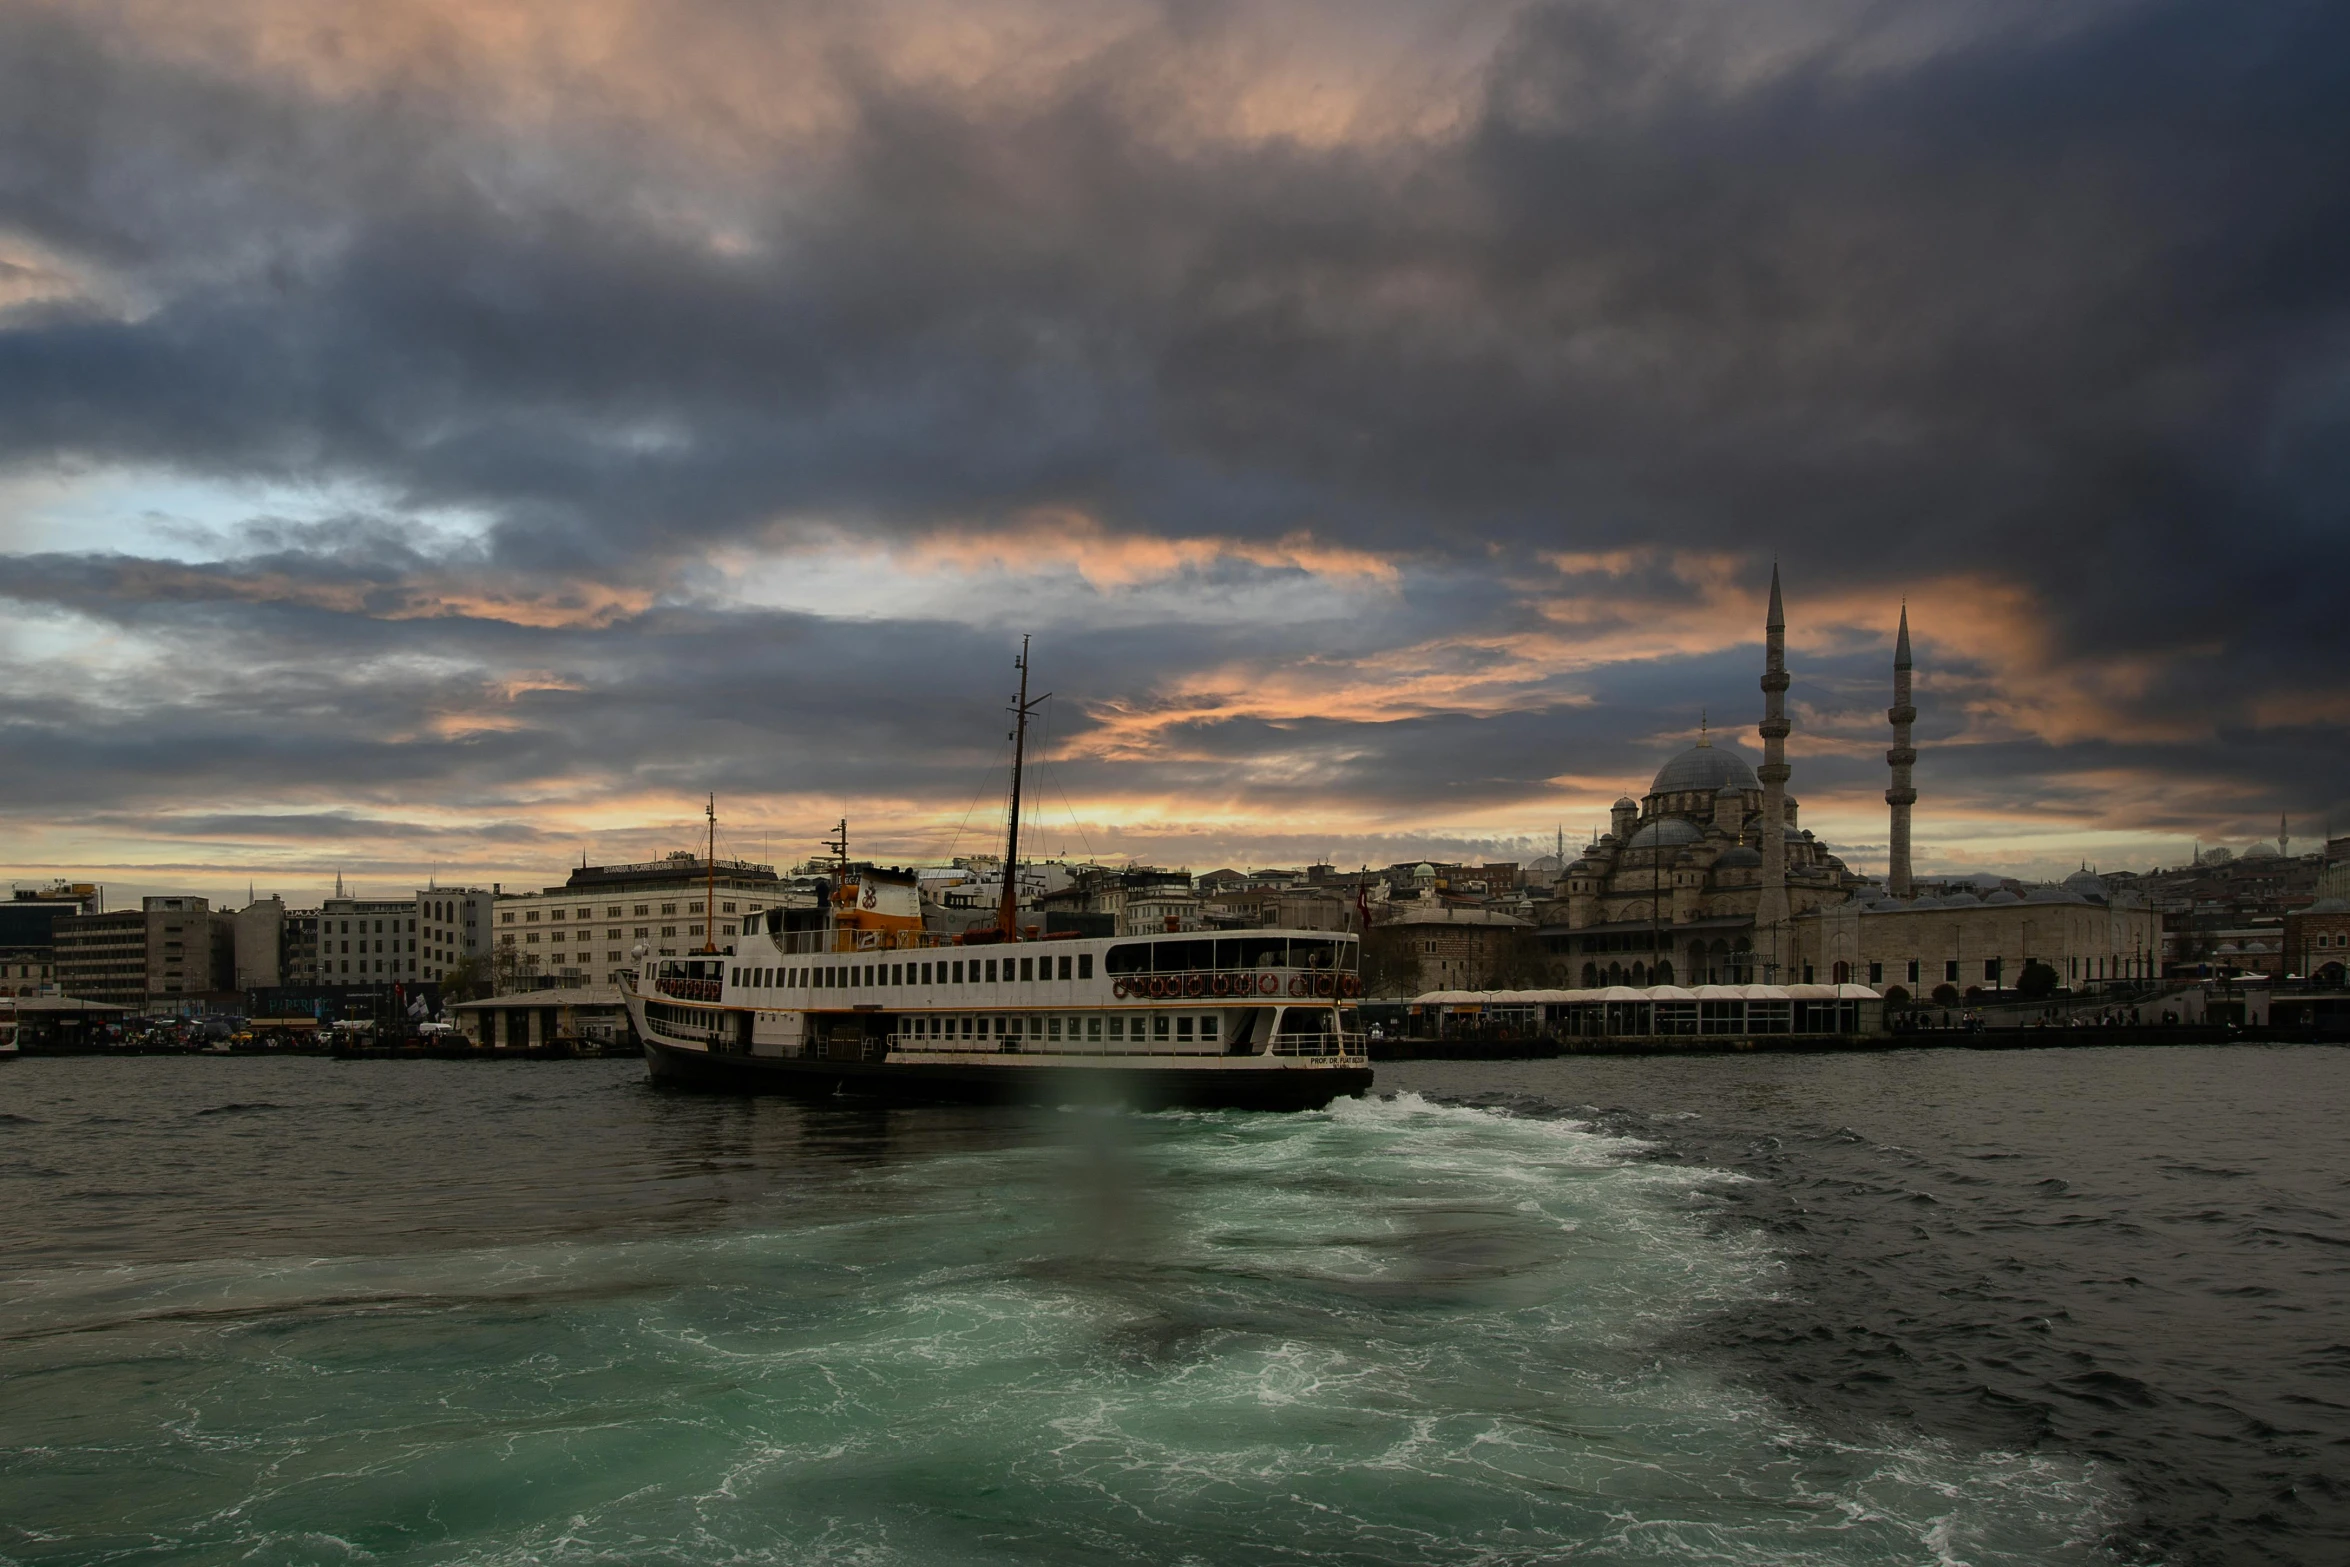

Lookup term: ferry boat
[621,642,1373,1110]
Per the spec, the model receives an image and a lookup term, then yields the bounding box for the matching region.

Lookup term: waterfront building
[281,909,320,988]
[1531,569,2160,997]
[493,852,787,988]
[232,897,286,989]
[417,887,496,984]
[1538,573,1862,985]
[2,948,55,995]
[1373,904,1533,994]
[316,894,421,986]
[54,896,233,1007]
[1784,602,2161,995]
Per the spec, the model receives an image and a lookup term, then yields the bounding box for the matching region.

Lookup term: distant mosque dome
[2062,869,2109,898]
[1715,845,1763,869]
[2243,842,2280,860]
[1648,742,1760,797]
[1983,889,2023,906]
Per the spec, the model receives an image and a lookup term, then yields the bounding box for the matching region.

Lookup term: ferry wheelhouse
[621,640,1373,1110]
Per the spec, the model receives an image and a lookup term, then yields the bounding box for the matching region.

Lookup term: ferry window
[730,968,741,985]
[952,960,964,983]
[1019,956,1034,982]
[1201,1015,1218,1042]
[961,1016,973,1038]
[920,962,931,984]
[890,963,901,985]
[1087,1016,1101,1040]
[1108,1016,1123,1039]
[1290,939,1336,970]
[1077,954,1092,979]
[1156,940,1213,973]
[1104,944,1151,975]
[986,959,998,983]
[1237,935,1286,968]
[1058,955,1072,980]
[1176,1016,1194,1041]
[1153,1014,1170,1040]
[1048,1017,1062,1040]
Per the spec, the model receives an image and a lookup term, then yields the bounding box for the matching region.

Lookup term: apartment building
[54,896,232,1006]
[494,853,786,988]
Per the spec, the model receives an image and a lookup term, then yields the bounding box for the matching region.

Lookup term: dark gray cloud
[1,0,2345,882]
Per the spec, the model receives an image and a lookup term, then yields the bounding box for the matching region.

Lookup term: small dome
[2243,842,2280,859]
[2062,869,2108,898]
[1648,743,1761,798]
[1626,818,1705,850]
[1715,846,1763,869]
[1613,796,1638,810]
[1982,889,2023,905]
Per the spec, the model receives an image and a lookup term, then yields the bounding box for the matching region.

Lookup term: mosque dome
[1613,796,1638,810]
[2243,842,2280,860]
[1715,846,1763,869]
[2062,869,2109,899]
[1625,818,1705,850]
[1648,743,1760,798]
[1982,889,2023,905]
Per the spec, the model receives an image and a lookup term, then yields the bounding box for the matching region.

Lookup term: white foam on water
[0,1092,2122,1567]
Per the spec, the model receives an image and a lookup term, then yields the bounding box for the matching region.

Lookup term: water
[0,1050,2340,1566]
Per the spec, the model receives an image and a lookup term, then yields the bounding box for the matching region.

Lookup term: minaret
[1886,604,1917,898]
[2280,813,2290,858]
[1755,565,1792,970]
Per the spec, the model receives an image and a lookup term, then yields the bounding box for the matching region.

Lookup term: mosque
[1536,569,2163,999]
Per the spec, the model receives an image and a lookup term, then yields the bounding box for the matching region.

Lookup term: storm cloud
[1,0,2343,898]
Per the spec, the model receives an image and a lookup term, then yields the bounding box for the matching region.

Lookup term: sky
[2,0,2344,908]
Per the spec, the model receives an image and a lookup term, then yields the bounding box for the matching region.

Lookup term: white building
[493,853,793,989]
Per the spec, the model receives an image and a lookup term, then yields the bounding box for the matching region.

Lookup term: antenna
[700,794,719,954]
[999,636,1050,939]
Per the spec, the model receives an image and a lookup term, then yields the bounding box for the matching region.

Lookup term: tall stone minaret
[1755,565,1792,967]
[1886,604,1917,898]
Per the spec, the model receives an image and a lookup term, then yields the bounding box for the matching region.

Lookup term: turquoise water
[1,1063,2111,1565]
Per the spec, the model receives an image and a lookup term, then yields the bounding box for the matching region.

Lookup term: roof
[1649,742,1760,797]
[451,987,626,1010]
[0,995,131,1013]
[1626,817,1705,850]
[1378,906,1531,928]
[1411,983,1880,1005]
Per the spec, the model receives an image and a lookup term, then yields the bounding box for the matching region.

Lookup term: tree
[2016,960,2060,1000]
[1881,984,1913,1010]
[441,954,491,1003]
[1931,983,1961,1006]
[1359,928,1420,998]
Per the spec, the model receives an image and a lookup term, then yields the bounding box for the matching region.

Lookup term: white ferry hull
[640,1031,1370,1110]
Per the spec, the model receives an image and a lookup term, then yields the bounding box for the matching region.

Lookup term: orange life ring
[1340,974,1362,998]
[1155,975,1173,999]
[1112,978,1130,999]
[1259,974,1278,996]
[1289,975,1309,997]
[1210,973,1230,997]
[1315,973,1335,998]
[1179,974,1200,998]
